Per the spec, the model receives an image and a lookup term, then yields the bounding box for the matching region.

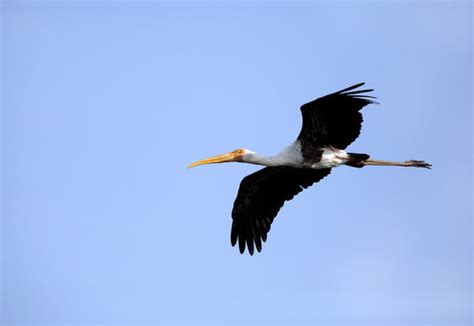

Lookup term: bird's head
[188,148,256,168]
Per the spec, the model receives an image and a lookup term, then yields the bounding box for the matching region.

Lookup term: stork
[188,83,431,255]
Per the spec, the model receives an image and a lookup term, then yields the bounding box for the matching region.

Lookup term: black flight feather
[231,167,331,255]
[297,82,376,154]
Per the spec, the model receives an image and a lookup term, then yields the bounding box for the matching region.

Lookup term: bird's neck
[244,144,304,168]
[245,153,282,167]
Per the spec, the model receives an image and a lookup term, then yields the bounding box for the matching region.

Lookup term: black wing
[297,82,376,157]
[231,166,331,255]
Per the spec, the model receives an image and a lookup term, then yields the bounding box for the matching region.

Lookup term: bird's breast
[310,147,348,169]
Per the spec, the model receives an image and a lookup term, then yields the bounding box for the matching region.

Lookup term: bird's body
[189,83,430,255]
[242,142,352,169]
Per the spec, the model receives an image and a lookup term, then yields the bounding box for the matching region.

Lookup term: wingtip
[246,241,254,255]
[255,237,262,253]
[238,237,246,254]
[338,82,366,93]
[232,236,258,256]
[230,222,238,246]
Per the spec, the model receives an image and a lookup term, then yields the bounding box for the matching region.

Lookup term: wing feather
[297,83,376,155]
[231,166,331,255]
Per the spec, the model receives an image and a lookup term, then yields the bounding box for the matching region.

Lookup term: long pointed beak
[188,151,241,168]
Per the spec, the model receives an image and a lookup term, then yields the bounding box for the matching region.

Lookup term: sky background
[1,1,472,325]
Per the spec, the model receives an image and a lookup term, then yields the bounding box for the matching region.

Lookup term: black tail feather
[346,152,370,168]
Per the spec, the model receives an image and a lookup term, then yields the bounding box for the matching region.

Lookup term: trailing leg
[362,158,431,169]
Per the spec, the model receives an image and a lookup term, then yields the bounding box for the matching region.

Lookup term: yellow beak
[188,151,242,168]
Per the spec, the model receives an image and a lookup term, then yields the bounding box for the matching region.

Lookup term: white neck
[242,142,304,168]
[244,153,283,167]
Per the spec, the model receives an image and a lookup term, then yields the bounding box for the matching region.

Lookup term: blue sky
[1,1,472,325]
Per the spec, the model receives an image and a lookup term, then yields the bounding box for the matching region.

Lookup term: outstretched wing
[231,166,331,255]
[297,82,376,157]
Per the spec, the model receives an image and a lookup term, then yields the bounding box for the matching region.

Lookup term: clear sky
[1,1,472,325]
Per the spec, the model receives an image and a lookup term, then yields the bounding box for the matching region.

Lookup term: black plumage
[231,167,331,255]
[297,82,376,160]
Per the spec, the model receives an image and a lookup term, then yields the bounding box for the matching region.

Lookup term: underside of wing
[297,82,377,154]
[231,166,331,255]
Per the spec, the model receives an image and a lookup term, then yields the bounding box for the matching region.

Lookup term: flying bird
[188,83,431,255]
